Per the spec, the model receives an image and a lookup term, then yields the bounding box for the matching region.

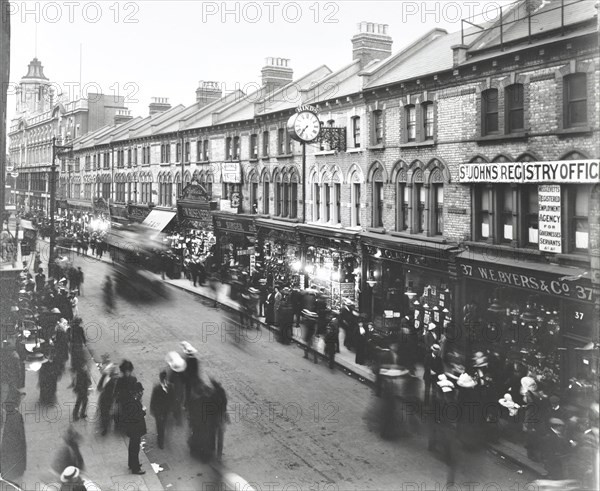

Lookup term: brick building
[68,0,598,389]
[7,57,130,213]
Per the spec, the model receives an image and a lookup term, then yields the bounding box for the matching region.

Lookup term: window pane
[502,186,512,212]
[575,191,588,215]
[484,89,498,112]
[481,187,490,210]
[485,114,499,133]
[436,186,443,204]
[570,100,587,125]
[568,74,587,99]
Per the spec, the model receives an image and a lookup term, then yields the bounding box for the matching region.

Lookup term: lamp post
[49,136,72,277]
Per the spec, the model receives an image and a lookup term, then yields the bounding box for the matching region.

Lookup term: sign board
[458,261,596,303]
[458,160,600,183]
[222,162,241,183]
[538,184,562,253]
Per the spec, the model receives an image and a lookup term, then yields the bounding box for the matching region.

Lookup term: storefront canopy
[142,210,176,234]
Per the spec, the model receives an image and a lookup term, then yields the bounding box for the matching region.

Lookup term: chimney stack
[352,22,393,69]
[149,97,171,116]
[261,57,293,95]
[196,81,222,108]
[114,108,133,125]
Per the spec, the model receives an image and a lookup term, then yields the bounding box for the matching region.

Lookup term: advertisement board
[538,184,562,253]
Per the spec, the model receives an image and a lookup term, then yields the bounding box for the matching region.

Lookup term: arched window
[372,167,384,228]
[482,88,499,135]
[289,170,299,219]
[505,83,524,133]
[261,170,270,215]
[412,169,425,233]
[395,166,409,232]
[248,171,259,214]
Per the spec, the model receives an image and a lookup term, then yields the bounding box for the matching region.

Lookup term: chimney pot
[352,21,393,69]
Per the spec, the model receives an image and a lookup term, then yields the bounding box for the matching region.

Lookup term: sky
[6,0,514,124]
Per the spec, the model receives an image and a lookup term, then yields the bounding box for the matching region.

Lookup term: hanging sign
[538,184,562,253]
[222,162,241,183]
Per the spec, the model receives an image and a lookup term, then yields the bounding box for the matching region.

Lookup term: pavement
[29,240,548,481]
[14,250,164,491]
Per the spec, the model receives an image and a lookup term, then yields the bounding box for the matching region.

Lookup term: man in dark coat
[114,360,138,432]
[122,382,147,474]
[0,388,26,482]
[72,367,91,421]
[423,344,444,405]
[324,322,338,370]
[35,268,46,292]
[150,371,174,449]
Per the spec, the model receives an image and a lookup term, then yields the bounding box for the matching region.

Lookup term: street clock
[287,105,321,143]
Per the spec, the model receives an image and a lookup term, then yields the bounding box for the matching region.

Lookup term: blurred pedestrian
[324,322,338,370]
[181,341,200,408]
[122,382,147,475]
[150,370,175,449]
[51,426,85,477]
[0,388,26,483]
[103,275,114,313]
[72,366,91,421]
[423,344,444,406]
[211,378,230,461]
[97,363,119,435]
[165,351,186,425]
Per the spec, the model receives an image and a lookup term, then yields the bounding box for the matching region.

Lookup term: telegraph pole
[49,136,72,277]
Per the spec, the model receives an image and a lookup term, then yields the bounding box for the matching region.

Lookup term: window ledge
[390,231,448,244]
[249,158,259,163]
[368,144,385,150]
[367,227,386,234]
[463,241,544,257]
[159,162,171,166]
[557,126,592,136]
[476,132,528,142]
[399,140,436,148]
[555,252,590,264]
[260,155,270,160]
[272,216,300,223]
[275,154,294,159]
[314,150,336,156]
[346,148,362,154]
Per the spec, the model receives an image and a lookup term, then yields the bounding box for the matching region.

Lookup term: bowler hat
[119,360,134,373]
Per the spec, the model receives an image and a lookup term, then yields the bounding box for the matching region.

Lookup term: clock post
[286,105,321,224]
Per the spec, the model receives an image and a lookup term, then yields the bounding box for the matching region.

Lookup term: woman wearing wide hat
[165,351,187,425]
[456,372,482,450]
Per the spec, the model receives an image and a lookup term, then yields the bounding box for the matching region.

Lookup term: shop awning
[142,210,176,233]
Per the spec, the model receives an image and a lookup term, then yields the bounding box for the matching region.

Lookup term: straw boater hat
[301,309,318,319]
[342,298,355,306]
[520,376,538,395]
[473,351,488,368]
[180,341,198,356]
[431,343,441,353]
[437,374,455,393]
[457,372,477,388]
[499,393,520,416]
[165,351,187,373]
[427,322,437,331]
[60,466,80,483]
[50,308,61,314]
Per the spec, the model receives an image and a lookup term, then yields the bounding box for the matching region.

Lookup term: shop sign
[538,184,561,253]
[340,283,356,303]
[222,163,241,183]
[181,207,212,222]
[459,262,596,302]
[237,247,255,256]
[458,160,600,183]
[214,217,256,234]
[181,180,211,202]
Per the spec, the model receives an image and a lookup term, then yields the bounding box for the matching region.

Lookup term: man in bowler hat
[123,382,147,474]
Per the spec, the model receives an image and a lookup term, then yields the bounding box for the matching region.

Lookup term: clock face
[293,111,321,142]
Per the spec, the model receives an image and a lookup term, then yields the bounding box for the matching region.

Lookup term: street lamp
[49,136,72,277]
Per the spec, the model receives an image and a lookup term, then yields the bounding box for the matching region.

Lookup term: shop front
[213,212,256,274]
[110,203,130,226]
[127,203,153,223]
[361,233,458,344]
[255,219,301,289]
[299,225,360,312]
[457,251,598,402]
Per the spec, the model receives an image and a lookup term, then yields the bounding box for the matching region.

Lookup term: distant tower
[16,58,52,115]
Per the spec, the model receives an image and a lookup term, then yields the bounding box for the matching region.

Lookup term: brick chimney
[114,108,133,125]
[352,22,393,69]
[261,57,293,94]
[149,97,171,116]
[196,81,222,108]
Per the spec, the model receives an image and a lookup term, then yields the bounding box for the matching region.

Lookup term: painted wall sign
[458,160,600,183]
[459,262,595,302]
[538,184,562,253]
[222,162,241,183]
